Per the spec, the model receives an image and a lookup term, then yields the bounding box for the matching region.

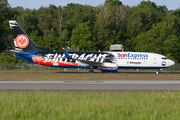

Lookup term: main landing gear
[89,68,94,73]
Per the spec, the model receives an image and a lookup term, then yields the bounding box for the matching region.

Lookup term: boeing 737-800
[8,20,175,73]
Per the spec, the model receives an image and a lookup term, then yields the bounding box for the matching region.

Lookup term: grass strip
[0,71,180,80]
[0,91,180,119]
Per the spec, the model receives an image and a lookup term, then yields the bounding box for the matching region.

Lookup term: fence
[0,63,83,72]
[0,62,179,72]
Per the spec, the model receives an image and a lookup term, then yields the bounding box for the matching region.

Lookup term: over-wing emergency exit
[8,20,175,73]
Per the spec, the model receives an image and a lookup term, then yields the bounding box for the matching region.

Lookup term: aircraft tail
[9,20,46,51]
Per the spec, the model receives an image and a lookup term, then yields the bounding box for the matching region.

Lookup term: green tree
[0,0,9,24]
[41,28,63,51]
[51,6,65,38]
[124,37,137,52]
[17,9,37,33]
[105,0,122,6]
[174,8,180,16]
[29,26,43,48]
[64,4,96,43]
[70,21,97,51]
[0,52,19,63]
[0,19,14,53]
[126,1,162,38]
[115,5,129,31]
[110,30,127,45]
[95,2,116,50]
[0,0,13,53]
[164,11,180,36]
[36,6,52,36]
[134,21,180,61]
[70,44,79,51]
[63,3,77,11]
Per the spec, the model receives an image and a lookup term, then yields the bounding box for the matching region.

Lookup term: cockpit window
[162,57,167,60]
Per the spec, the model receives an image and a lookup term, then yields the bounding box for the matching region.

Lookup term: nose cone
[169,60,175,66]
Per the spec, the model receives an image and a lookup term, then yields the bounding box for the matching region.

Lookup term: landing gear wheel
[89,69,94,73]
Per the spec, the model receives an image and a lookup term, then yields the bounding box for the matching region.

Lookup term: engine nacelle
[101,63,118,72]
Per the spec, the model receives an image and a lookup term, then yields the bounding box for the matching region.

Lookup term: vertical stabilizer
[9,20,46,51]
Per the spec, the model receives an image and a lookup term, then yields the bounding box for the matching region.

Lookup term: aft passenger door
[153,56,157,64]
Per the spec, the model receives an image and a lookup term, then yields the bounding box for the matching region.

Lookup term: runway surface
[1,81,180,91]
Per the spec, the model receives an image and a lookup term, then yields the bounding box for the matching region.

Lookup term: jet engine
[100,63,118,72]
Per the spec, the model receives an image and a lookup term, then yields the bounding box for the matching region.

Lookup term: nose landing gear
[156,68,165,74]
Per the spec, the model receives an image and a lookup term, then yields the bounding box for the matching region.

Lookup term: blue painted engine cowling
[101,63,118,72]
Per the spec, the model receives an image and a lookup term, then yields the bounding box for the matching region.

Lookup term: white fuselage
[108,52,175,69]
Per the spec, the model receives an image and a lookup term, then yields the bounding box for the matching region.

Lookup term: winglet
[62,47,71,59]
[68,47,72,51]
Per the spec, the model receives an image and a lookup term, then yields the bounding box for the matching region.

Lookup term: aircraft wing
[62,48,102,66]
[74,59,102,66]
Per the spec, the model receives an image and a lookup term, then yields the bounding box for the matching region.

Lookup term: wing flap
[74,59,102,66]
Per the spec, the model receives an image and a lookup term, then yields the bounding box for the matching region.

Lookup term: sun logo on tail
[15,34,29,48]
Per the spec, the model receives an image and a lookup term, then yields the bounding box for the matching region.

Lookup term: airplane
[7,20,175,73]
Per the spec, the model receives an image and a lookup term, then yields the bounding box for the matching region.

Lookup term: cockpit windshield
[162,57,168,60]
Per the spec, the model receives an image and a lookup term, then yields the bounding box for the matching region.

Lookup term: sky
[8,0,180,11]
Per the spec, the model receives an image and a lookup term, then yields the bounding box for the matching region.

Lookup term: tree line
[1,0,180,63]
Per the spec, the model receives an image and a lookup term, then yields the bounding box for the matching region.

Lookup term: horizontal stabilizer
[6,50,28,55]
